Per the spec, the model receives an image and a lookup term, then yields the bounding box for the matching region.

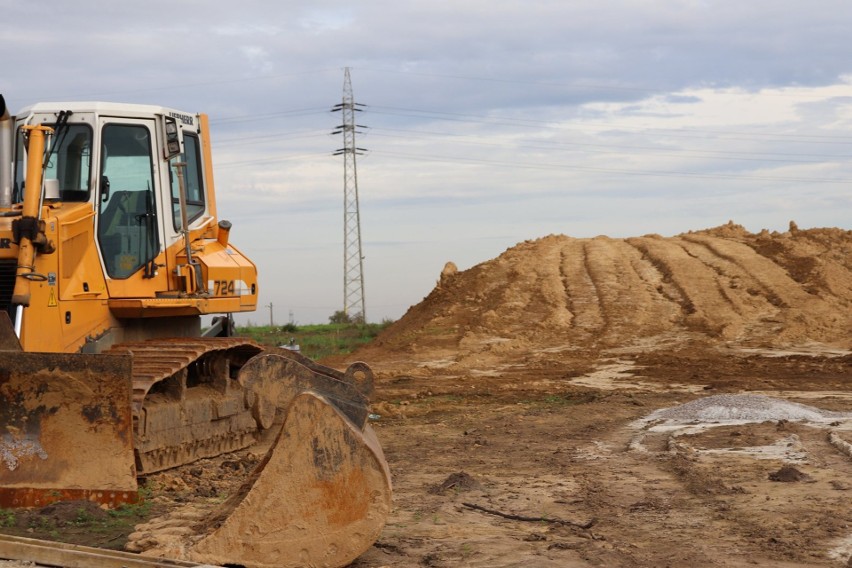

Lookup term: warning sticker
[48,287,57,307]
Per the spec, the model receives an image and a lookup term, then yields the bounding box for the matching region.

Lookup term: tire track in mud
[681,234,790,308]
[571,443,749,566]
[472,237,572,336]
[677,234,792,343]
[659,423,852,564]
[527,238,576,331]
[679,233,843,345]
[580,238,680,345]
[623,237,696,319]
[673,235,772,340]
[573,404,852,566]
[556,418,830,566]
[627,235,742,337]
[557,238,603,337]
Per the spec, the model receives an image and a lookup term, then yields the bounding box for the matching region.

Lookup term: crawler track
[107,338,265,475]
[108,337,263,414]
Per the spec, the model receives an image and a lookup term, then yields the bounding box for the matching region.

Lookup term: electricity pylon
[332,67,366,322]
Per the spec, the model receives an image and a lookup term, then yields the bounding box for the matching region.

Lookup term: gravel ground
[634,393,851,426]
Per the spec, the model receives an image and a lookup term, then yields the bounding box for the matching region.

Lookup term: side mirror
[163,116,181,159]
[101,175,110,203]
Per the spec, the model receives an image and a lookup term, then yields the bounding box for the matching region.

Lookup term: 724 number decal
[213,280,235,296]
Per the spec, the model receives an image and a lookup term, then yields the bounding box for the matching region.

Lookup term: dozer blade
[0,341,137,507]
[132,389,392,568]
[237,351,374,431]
[187,391,392,568]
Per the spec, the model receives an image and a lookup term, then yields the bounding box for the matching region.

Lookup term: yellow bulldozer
[0,95,391,568]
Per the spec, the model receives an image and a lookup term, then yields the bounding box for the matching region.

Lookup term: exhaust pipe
[0,95,12,208]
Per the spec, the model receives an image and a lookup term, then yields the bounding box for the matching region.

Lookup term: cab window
[171,133,205,230]
[13,123,92,203]
[97,123,159,279]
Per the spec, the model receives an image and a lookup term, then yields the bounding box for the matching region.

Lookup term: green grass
[513,391,604,407]
[236,321,393,360]
[0,509,14,528]
[107,487,154,520]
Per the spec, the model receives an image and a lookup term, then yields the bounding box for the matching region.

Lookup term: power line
[365,129,843,164]
[200,86,852,186]
[212,135,850,183]
[208,102,852,161]
[374,148,852,184]
[215,151,331,168]
[45,69,341,101]
[357,66,852,101]
[367,105,852,144]
[215,130,329,148]
[210,107,329,125]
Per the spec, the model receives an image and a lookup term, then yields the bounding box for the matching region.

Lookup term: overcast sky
[4,1,852,325]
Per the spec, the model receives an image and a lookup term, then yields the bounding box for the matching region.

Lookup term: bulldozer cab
[1,102,258,352]
[12,105,203,284]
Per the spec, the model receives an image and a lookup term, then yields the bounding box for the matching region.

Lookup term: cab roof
[15,101,196,119]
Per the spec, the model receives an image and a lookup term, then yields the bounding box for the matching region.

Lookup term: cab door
[96,118,168,297]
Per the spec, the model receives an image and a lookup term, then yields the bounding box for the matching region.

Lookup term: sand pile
[375,222,851,357]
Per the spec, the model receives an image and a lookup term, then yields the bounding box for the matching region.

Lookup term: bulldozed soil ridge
[373,223,851,360]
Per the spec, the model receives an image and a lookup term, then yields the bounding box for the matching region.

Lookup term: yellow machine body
[0,102,257,352]
[0,97,391,568]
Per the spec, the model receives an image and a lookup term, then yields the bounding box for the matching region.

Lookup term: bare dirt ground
[3,222,851,567]
[342,223,852,567]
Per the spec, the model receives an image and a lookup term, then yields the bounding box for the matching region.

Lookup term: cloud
[3,0,852,323]
[240,46,275,75]
[213,24,280,37]
[298,7,355,32]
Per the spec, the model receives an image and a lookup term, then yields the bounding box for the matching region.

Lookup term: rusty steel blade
[0,351,137,507]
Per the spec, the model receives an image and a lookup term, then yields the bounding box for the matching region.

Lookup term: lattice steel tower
[332,68,366,322]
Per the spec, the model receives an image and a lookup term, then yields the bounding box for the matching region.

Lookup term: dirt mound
[428,471,482,495]
[768,465,814,483]
[372,223,851,362]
